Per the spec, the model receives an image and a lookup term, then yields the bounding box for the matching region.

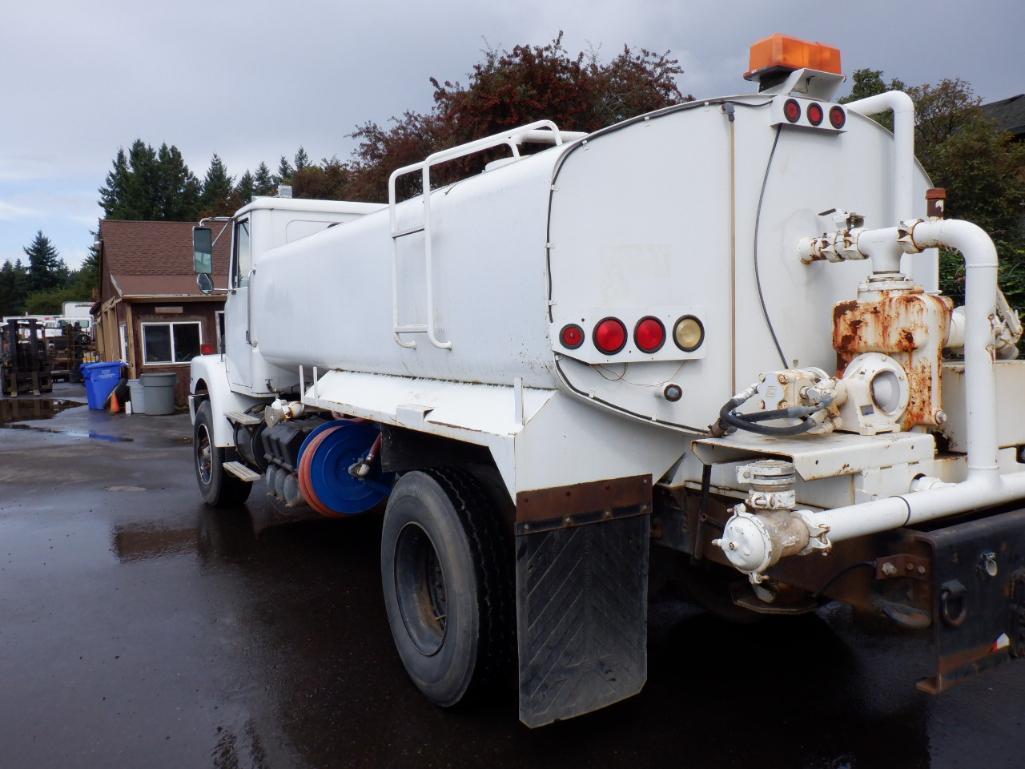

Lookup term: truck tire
[194,400,252,508]
[380,469,513,708]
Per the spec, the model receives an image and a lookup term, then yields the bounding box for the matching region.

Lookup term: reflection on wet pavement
[0,397,80,423]
[1,387,1024,769]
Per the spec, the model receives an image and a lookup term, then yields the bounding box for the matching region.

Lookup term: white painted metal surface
[191,61,1025,582]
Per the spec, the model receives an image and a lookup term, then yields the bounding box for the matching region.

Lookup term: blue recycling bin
[81,361,124,410]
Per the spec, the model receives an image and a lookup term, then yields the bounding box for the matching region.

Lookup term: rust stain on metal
[833,289,953,429]
[516,474,651,524]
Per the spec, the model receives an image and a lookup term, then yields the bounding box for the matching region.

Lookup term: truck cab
[216,197,384,397]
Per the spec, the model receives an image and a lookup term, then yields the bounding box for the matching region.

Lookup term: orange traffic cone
[109,392,121,414]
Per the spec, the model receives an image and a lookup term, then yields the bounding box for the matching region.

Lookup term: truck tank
[254,94,935,434]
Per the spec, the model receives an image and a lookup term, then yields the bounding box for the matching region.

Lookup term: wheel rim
[394,522,448,656]
[196,423,213,485]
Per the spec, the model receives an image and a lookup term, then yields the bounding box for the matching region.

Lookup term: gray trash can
[140,372,177,415]
[127,378,146,415]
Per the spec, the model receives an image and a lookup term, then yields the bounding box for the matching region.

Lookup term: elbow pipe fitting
[846,91,915,223]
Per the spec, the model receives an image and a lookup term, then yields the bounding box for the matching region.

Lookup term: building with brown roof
[95,219,231,404]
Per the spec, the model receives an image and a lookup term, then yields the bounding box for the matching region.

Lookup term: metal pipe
[912,219,999,471]
[845,91,915,223]
[806,219,1001,540]
[719,219,1009,577]
[854,226,902,273]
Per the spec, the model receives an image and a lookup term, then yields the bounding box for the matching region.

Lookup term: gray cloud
[1,0,1022,268]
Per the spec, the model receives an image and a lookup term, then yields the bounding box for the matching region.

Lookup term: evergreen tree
[98,148,129,217]
[155,143,202,219]
[0,259,30,317]
[294,146,310,171]
[120,140,160,218]
[70,236,101,299]
[200,154,235,216]
[98,139,201,220]
[23,231,68,293]
[253,162,276,196]
[276,155,295,185]
[235,170,255,206]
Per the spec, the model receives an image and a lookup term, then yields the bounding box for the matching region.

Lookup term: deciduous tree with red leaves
[344,34,688,201]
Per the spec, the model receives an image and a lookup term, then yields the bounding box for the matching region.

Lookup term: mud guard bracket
[514,475,651,727]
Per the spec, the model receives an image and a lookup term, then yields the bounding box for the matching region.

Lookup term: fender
[189,354,268,448]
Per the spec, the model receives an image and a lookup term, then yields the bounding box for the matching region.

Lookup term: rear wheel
[380,469,513,707]
[194,400,252,507]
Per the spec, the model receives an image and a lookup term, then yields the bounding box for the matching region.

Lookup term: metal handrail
[387,120,581,349]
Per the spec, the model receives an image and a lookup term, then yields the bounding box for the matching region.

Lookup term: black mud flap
[914,508,1025,693]
[514,476,651,728]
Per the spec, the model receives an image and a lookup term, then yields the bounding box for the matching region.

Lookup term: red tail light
[634,317,666,353]
[783,98,801,123]
[806,102,823,126]
[593,318,627,354]
[559,323,584,349]
[829,105,846,129]
[200,343,215,355]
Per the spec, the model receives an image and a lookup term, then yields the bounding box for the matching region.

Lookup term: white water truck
[189,35,1025,726]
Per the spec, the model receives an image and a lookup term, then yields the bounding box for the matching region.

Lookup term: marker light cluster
[558,315,704,356]
[782,98,846,131]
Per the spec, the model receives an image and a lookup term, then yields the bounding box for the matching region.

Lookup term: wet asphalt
[1,384,1024,769]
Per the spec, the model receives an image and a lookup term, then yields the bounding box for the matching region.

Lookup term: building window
[141,321,202,364]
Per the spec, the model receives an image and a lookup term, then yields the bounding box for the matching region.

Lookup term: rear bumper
[654,485,1025,695]
[912,508,1025,693]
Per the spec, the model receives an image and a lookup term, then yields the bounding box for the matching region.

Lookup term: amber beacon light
[743,33,842,82]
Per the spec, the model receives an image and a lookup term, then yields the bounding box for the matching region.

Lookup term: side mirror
[193,226,213,275]
[196,273,214,294]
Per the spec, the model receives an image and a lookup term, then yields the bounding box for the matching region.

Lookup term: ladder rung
[391,226,425,239]
[394,324,427,333]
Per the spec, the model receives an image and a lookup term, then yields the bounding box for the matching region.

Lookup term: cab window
[233,218,252,288]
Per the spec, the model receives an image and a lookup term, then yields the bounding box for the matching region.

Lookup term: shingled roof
[98,219,231,303]
[981,94,1025,139]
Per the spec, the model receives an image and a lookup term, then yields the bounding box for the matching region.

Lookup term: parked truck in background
[189,35,1025,726]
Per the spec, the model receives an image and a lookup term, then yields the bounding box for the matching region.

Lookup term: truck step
[222,461,262,483]
[225,410,262,426]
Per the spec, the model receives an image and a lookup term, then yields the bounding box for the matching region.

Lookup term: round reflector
[783,98,801,123]
[559,323,584,349]
[806,102,823,126]
[673,316,705,352]
[593,317,627,355]
[829,105,846,129]
[634,316,666,353]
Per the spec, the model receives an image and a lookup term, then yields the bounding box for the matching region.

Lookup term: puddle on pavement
[0,398,132,442]
[2,423,133,442]
[0,398,81,423]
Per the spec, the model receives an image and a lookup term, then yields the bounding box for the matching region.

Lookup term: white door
[225,217,252,389]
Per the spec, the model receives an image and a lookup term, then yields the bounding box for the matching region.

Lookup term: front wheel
[194,400,252,507]
[380,469,513,707]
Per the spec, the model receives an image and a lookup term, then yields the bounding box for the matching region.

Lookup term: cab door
[224,217,253,389]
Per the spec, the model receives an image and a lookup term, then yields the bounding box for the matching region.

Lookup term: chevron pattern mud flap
[514,475,651,727]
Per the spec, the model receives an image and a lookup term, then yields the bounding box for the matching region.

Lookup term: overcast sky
[2,0,1022,270]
